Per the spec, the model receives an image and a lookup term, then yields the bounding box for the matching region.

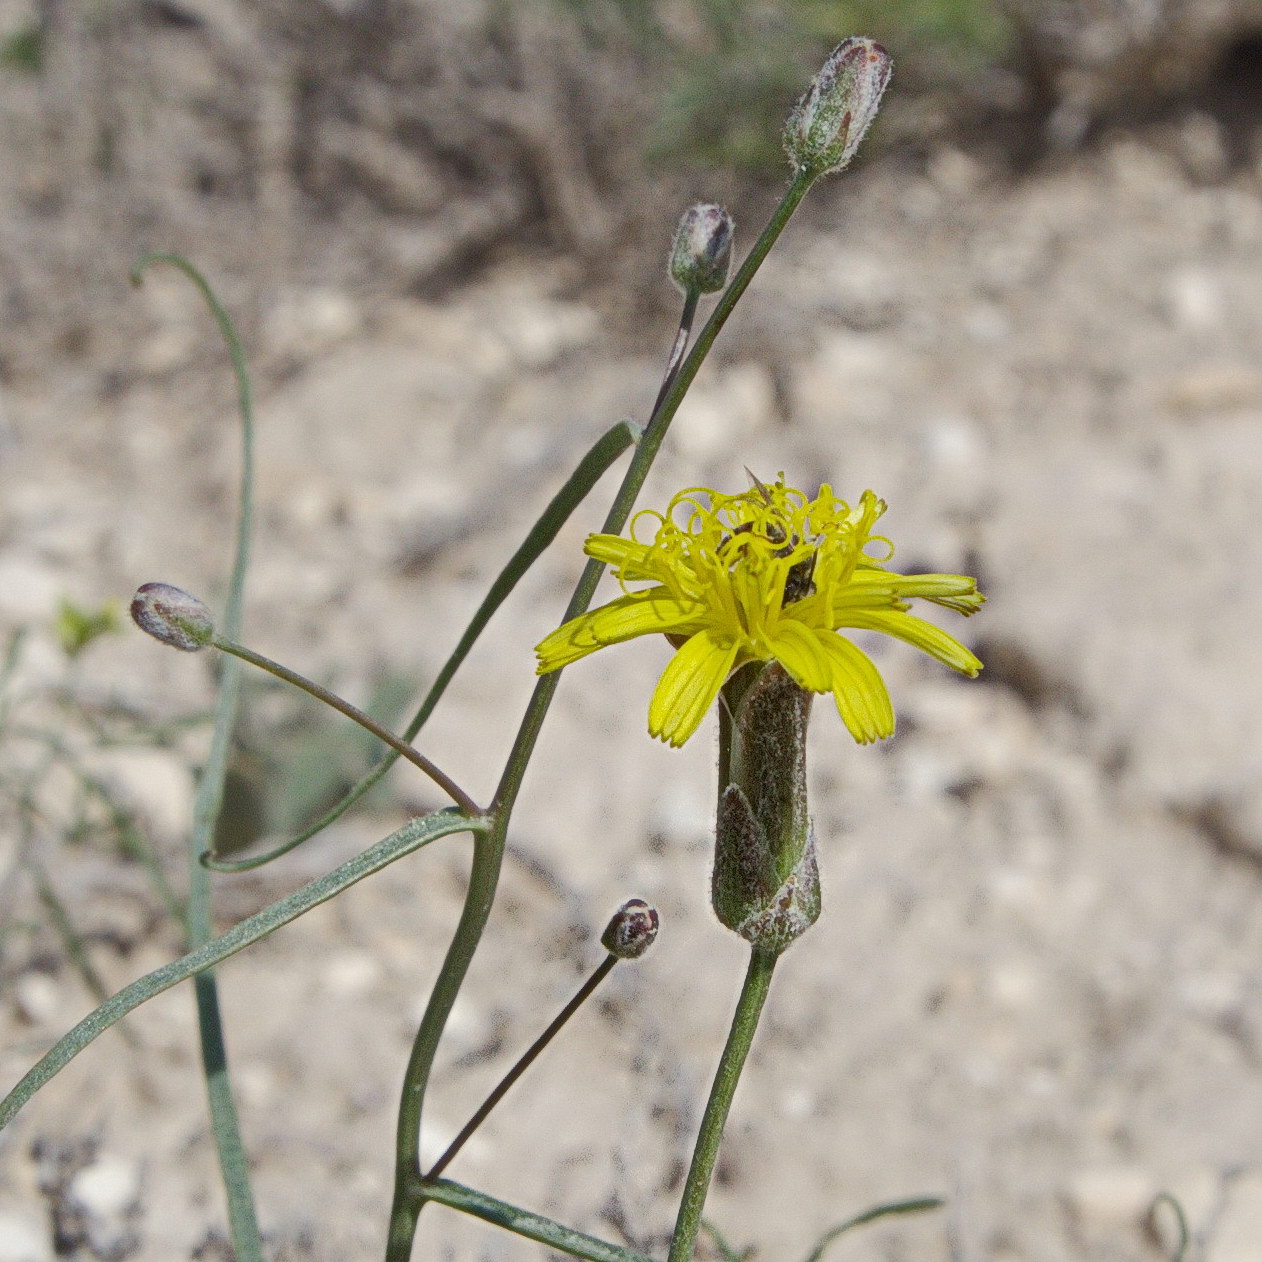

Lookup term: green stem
[385,829,504,1260]
[387,171,818,1262]
[649,286,700,419]
[211,636,482,817]
[133,252,262,1261]
[668,949,778,1262]
[417,1179,657,1262]
[634,169,814,502]
[131,257,256,515]
[426,954,617,1180]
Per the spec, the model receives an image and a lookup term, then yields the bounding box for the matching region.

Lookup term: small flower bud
[668,203,734,295]
[784,37,892,179]
[130,582,214,651]
[601,897,660,960]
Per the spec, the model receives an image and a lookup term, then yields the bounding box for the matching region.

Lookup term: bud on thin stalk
[130,582,215,651]
[601,897,660,960]
[784,37,892,179]
[424,901,655,1182]
[669,203,734,295]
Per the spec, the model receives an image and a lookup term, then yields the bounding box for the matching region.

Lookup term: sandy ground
[4,113,1262,1260]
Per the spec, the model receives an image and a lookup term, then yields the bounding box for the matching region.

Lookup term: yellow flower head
[536,477,983,747]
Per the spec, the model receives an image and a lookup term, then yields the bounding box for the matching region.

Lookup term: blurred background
[3,1,1262,1259]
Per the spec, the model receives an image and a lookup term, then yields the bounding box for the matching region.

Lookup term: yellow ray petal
[848,570,978,599]
[648,630,739,747]
[767,618,835,693]
[844,571,984,618]
[839,609,983,676]
[536,588,703,673]
[817,633,894,743]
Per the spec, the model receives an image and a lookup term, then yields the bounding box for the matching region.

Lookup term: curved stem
[131,257,256,520]
[133,252,262,1260]
[1149,1193,1189,1262]
[800,1197,945,1262]
[668,948,778,1262]
[211,636,482,817]
[699,1219,746,1262]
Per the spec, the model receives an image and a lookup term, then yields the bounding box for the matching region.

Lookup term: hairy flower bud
[712,663,820,954]
[130,582,214,651]
[784,37,892,179]
[601,897,660,960]
[668,203,734,295]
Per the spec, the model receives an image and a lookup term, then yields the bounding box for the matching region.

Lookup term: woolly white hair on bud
[784,38,892,178]
[668,203,734,295]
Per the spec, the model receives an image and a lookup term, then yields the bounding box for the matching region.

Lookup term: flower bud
[130,582,214,651]
[784,37,892,179]
[712,663,820,954]
[601,897,660,960]
[668,203,734,295]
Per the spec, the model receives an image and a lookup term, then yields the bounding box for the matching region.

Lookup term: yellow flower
[536,477,983,747]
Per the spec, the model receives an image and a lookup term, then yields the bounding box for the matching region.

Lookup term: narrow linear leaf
[419,1179,658,1262]
[801,1196,944,1262]
[0,809,482,1131]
